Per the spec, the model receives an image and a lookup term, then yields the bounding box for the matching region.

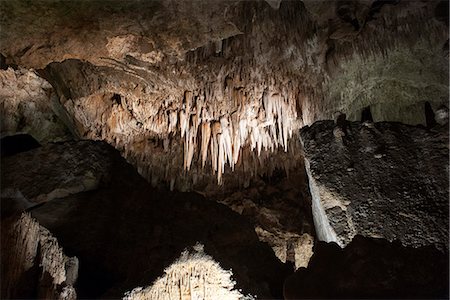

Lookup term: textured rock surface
[1,213,78,299]
[1,1,447,188]
[211,166,315,269]
[1,140,106,204]
[284,235,449,299]
[0,68,72,143]
[2,140,291,299]
[301,120,449,249]
[123,244,248,300]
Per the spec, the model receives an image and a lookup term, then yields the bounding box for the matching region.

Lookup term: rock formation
[301,120,449,249]
[0,0,448,299]
[0,68,71,143]
[1,1,447,188]
[123,244,248,300]
[1,213,78,299]
[2,140,290,299]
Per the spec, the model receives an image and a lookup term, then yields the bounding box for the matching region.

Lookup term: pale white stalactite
[201,122,211,168]
[210,121,221,173]
[217,132,225,183]
[69,82,300,184]
[232,129,241,165]
[168,110,178,133]
[180,110,187,138]
[220,117,233,168]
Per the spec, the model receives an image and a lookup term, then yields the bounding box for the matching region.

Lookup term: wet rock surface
[284,235,449,299]
[1,140,290,299]
[301,120,449,249]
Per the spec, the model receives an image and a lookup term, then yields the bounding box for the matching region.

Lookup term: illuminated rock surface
[0,0,448,299]
[1,1,447,187]
[123,244,248,300]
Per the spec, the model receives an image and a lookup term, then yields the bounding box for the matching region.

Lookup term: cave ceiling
[0,0,448,189]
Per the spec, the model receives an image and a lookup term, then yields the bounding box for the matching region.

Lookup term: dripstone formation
[0,1,448,299]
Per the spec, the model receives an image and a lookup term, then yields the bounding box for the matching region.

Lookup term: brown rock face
[300,120,449,250]
[211,165,315,269]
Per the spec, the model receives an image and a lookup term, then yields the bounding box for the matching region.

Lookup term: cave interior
[0,1,449,299]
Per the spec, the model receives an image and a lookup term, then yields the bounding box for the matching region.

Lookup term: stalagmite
[123,245,250,300]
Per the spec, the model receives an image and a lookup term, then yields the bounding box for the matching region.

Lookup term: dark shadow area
[284,235,449,299]
[111,93,122,106]
[425,101,436,128]
[0,134,41,157]
[0,53,7,70]
[435,0,449,27]
[1,141,291,299]
[361,106,373,122]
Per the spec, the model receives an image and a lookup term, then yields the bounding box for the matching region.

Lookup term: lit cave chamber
[0,1,449,299]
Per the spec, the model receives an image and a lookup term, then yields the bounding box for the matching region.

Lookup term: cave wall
[0,68,72,143]
[300,120,449,250]
[284,235,449,299]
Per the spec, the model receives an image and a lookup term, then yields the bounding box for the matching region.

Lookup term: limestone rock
[1,1,447,189]
[301,120,449,250]
[212,166,315,269]
[1,141,108,205]
[1,213,78,299]
[123,244,249,300]
[0,68,72,143]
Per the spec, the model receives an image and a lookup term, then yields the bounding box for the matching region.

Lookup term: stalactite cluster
[28,0,446,190]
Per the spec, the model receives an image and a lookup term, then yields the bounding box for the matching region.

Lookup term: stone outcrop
[1,213,78,299]
[211,165,315,269]
[300,120,449,250]
[0,68,72,143]
[284,235,449,299]
[1,139,107,205]
[1,140,291,299]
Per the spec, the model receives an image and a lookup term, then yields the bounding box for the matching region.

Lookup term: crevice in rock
[361,106,373,123]
[0,53,7,70]
[0,134,41,157]
[425,101,437,128]
[111,93,122,106]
